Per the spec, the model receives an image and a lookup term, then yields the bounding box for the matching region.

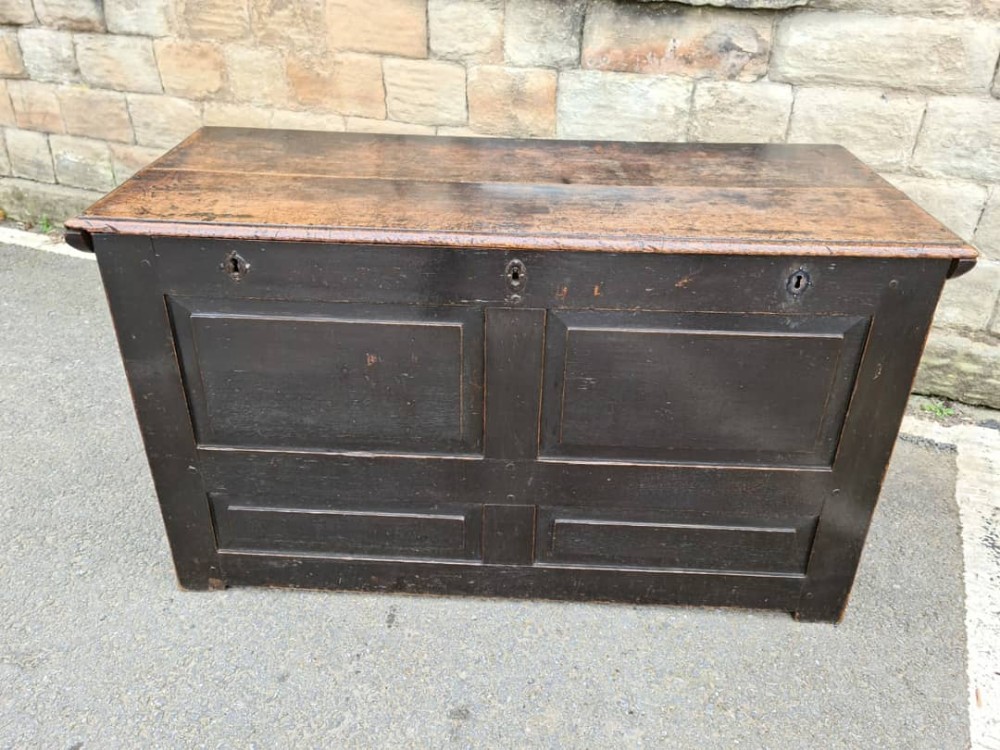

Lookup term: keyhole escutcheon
[787,268,810,296]
[221,251,250,281]
[505,259,526,292]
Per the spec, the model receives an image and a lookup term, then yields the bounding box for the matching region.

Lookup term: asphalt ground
[0,244,969,748]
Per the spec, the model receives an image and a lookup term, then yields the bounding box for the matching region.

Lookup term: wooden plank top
[66,127,977,260]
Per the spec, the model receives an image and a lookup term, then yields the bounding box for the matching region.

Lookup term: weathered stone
[883,174,988,242]
[18,29,79,83]
[689,80,792,142]
[932,261,1000,331]
[105,0,172,36]
[344,117,436,135]
[271,109,346,131]
[286,53,385,118]
[436,125,494,137]
[384,58,467,126]
[557,70,692,141]
[973,189,1000,261]
[811,0,969,14]
[57,86,133,142]
[0,136,10,176]
[467,65,556,137]
[182,0,250,41]
[583,1,772,81]
[0,177,101,223]
[0,82,14,127]
[76,34,162,93]
[203,102,273,128]
[6,129,54,182]
[8,81,64,132]
[429,0,504,63]
[49,134,115,191]
[155,40,225,99]
[327,0,427,58]
[251,0,325,49]
[109,143,165,184]
[771,13,1000,93]
[788,87,925,171]
[971,0,1000,19]
[225,45,289,106]
[0,0,34,24]
[913,97,1000,183]
[33,0,103,30]
[0,28,24,77]
[634,0,804,5]
[505,0,587,68]
[915,329,1000,407]
[127,94,202,148]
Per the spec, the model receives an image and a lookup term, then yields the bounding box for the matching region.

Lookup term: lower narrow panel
[217,552,804,612]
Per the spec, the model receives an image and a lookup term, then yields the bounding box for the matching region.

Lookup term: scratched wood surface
[67,127,976,260]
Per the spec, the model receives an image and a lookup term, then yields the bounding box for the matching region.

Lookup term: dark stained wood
[77,129,973,621]
[66,128,977,261]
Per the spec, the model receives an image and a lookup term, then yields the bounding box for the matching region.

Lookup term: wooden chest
[66,128,976,622]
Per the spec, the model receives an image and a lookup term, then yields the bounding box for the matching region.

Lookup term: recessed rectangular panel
[212,495,481,560]
[540,311,868,466]
[169,299,483,453]
[537,507,817,575]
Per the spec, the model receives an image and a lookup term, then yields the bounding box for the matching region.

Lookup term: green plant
[38,215,54,234]
[921,399,955,419]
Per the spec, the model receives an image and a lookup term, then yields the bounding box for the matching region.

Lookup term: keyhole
[505,259,526,292]
[511,266,520,282]
[221,251,249,281]
[787,269,810,295]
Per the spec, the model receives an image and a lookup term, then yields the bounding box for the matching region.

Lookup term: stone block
[933,260,1000,331]
[18,28,79,83]
[344,117,436,135]
[912,97,1000,183]
[384,58,467,126]
[8,81,64,132]
[0,176,102,223]
[49,134,115,191]
[811,0,969,13]
[6,129,54,182]
[557,70,692,141]
[0,0,34,24]
[251,0,325,49]
[0,134,9,176]
[155,40,225,100]
[182,0,250,41]
[286,53,385,118]
[505,0,587,68]
[127,94,202,148]
[327,0,427,58]
[109,143,166,184]
[33,0,103,30]
[0,28,24,77]
[973,189,1000,261]
[583,1,772,81]
[0,82,14,127]
[429,0,503,63]
[915,329,1000,407]
[76,34,162,93]
[771,13,1000,93]
[883,174,988,242]
[468,65,556,137]
[202,102,273,128]
[270,109,346,131]
[105,0,172,36]
[225,45,289,106]
[689,80,792,142]
[788,86,925,171]
[57,86,133,143]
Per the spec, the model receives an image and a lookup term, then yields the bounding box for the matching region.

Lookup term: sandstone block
[110,143,167,183]
[883,174,988,242]
[6,129,55,182]
[384,58,466,126]
[0,177,101,223]
[344,117,436,135]
[429,0,503,63]
[76,34,162,93]
[271,109,346,131]
[0,28,24,77]
[557,70,691,141]
[19,28,79,83]
[182,0,250,41]
[468,65,556,137]
[50,134,115,191]
[155,40,225,100]
[932,260,1000,331]
[788,87,924,171]
[8,80,64,132]
[286,53,385,118]
[327,0,427,58]
[105,0,172,36]
[0,0,34,24]
[973,190,1000,261]
[811,0,969,14]
[225,45,289,106]
[915,329,1000,407]
[0,82,14,126]
[127,94,202,148]
[912,97,1000,183]
[33,0,103,30]
[689,80,792,143]
[251,0,325,49]
[57,86,133,142]
[583,1,771,81]
[505,0,586,68]
[636,0,805,5]
[771,13,1000,93]
[202,102,273,128]
[0,135,10,176]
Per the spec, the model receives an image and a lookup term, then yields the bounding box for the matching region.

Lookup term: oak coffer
[65,127,977,622]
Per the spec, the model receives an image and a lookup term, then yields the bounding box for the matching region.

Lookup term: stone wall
[1,0,998,406]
